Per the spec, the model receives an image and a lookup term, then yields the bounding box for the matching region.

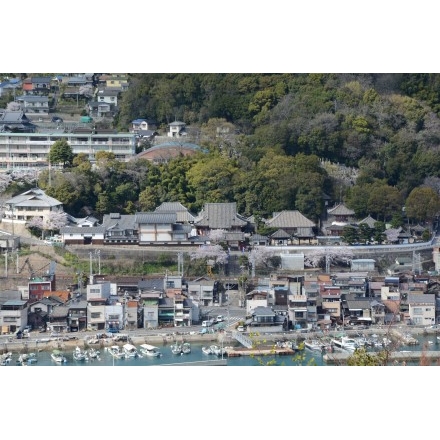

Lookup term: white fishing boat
[73,346,88,361]
[87,348,101,360]
[202,346,213,355]
[1,352,13,366]
[18,353,38,365]
[304,339,326,352]
[51,349,67,364]
[170,343,183,355]
[210,344,226,357]
[107,345,125,359]
[182,342,191,354]
[331,336,359,353]
[139,344,161,357]
[123,343,139,359]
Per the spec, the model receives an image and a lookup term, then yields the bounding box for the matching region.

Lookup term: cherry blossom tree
[26,211,68,239]
[304,247,354,269]
[208,229,226,243]
[190,244,229,266]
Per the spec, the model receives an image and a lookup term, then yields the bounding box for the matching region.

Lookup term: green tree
[405,186,440,223]
[346,347,388,366]
[49,139,74,168]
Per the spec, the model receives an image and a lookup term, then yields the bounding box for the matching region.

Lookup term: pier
[225,346,295,357]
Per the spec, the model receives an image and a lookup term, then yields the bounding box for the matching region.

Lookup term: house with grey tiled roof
[327,203,355,223]
[269,228,291,246]
[155,202,197,223]
[193,202,250,235]
[0,110,36,132]
[357,214,378,228]
[135,212,192,245]
[265,210,316,243]
[3,188,64,229]
[60,225,106,245]
[102,213,138,245]
[16,95,49,114]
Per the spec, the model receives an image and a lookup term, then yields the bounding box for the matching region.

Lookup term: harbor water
[3,332,440,366]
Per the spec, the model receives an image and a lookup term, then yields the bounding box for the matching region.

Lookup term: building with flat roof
[0,131,136,170]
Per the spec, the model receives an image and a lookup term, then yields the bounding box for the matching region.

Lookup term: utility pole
[89,252,93,284]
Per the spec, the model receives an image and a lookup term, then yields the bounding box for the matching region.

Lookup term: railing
[232,331,253,348]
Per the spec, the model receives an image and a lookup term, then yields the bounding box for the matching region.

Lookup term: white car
[237,325,245,332]
[216,315,224,322]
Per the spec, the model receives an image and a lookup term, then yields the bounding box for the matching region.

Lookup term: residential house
[87,282,112,301]
[23,76,51,94]
[264,210,316,244]
[0,110,36,133]
[140,290,161,329]
[343,294,384,325]
[320,284,342,324]
[67,299,88,332]
[407,293,436,326]
[101,213,138,245]
[47,305,69,333]
[60,225,106,245]
[248,306,282,332]
[2,188,64,227]
[0,232,19,251]
[88,101,116,118]
[0,300,28,333]
[332,272,368,298]
[87,298,107,331]
[27,297,61,330]
[105,302,124,332]
[0,78,22,97]
[186,278,218,307]
[136,212,192,244]
[125,299,139,330]
[28,274,56,304]
[168,120,186,137]
[246,289,269,315]
[15,95,49,114]
[96,88,119,106]
[131,118,157,133]
[98,74,129,91]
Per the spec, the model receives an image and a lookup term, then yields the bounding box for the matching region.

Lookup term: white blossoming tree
[27,211,68,239]
[208,229,226,244]
[304,247,354,270]
[190,244,229,275]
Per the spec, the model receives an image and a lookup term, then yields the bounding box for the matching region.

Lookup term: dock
[225,347,295,357]
[323,350,440,365]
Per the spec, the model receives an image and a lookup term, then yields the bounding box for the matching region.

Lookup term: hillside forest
[3,73,440,231]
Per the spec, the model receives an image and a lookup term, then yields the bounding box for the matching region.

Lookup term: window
[90,312,101,319]
[413,307,423,315]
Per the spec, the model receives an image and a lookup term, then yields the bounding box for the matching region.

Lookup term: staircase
[232,331,253,348]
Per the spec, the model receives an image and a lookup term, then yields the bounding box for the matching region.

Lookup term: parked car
[237,325,245,332]
[51,116,63,123]
[216,315,224,322]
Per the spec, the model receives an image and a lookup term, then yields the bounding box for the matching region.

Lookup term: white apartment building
[0,131,136,170]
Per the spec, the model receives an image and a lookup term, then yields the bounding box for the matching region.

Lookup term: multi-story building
[0,131,136,170]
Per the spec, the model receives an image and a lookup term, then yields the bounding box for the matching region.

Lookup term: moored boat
[123,343,139,359]
[107,345,125,359]
[73,346,88,361]
[170,343,183,355]
[87,348,101,360]
[202,346,213,355]
[182,342,191,354]
[18,353,38,365]
[51,349,67,364]
[139,344,161,357]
